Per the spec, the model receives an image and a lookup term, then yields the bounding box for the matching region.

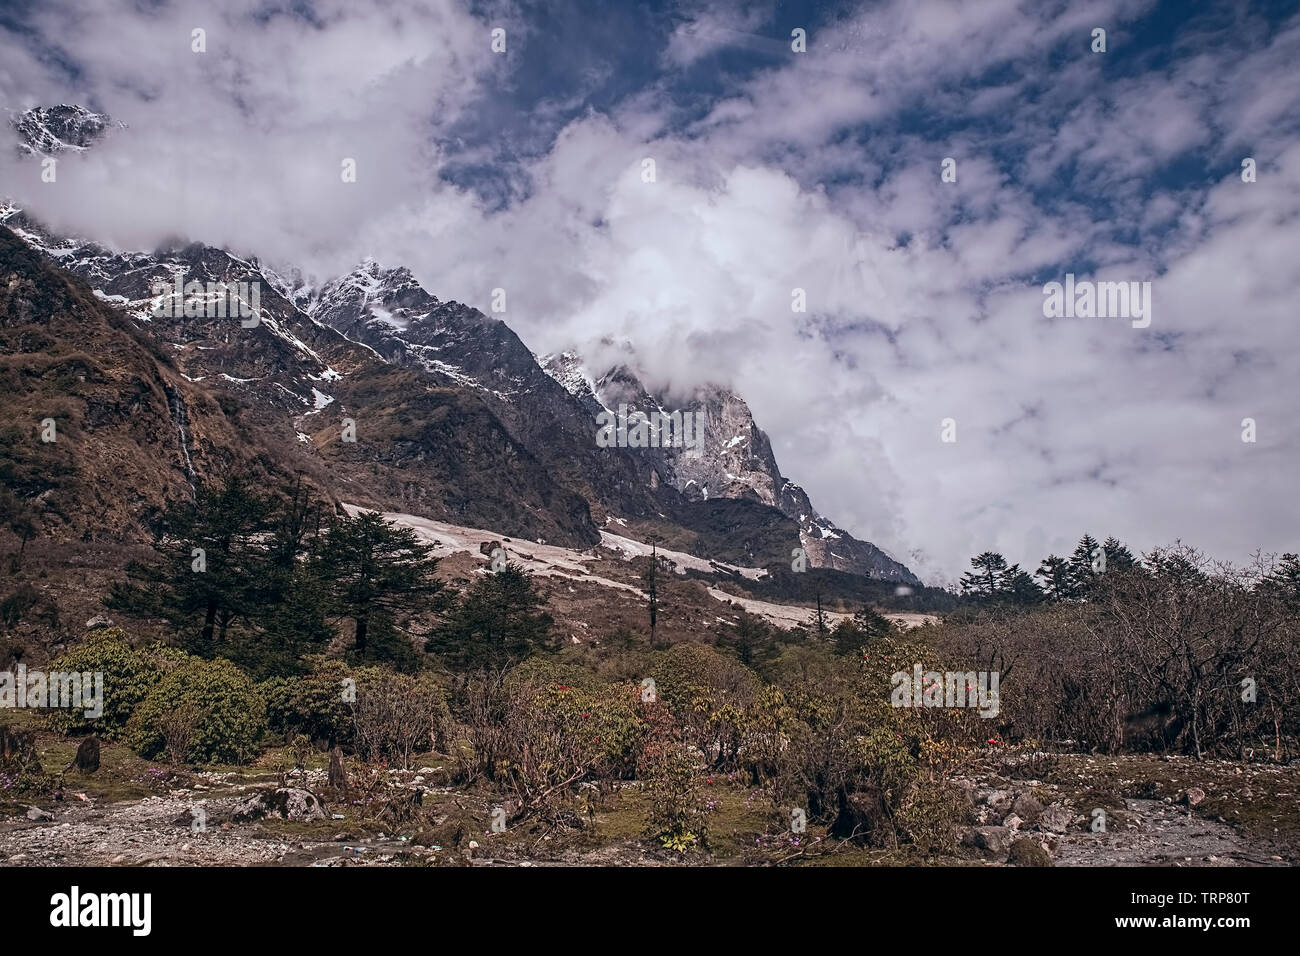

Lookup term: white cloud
[2,0,1297,582]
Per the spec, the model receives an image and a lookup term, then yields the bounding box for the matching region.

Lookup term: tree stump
[72,737,100,773]
[328,745,347,792]
[0,725,42,773]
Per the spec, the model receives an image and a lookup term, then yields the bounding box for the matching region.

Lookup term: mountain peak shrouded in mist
[0,106,921,586]
[539,349,920,584]
[10,104,117,156]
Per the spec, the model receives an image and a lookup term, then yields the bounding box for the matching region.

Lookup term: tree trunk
[201,600,217,643]
[354,612,368,653]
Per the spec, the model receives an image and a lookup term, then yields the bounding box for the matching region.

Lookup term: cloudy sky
[2,0,1298,583]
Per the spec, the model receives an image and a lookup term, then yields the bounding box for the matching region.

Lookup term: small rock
[25,806,53,822]
[85,614,113,630]
[1003,814,1023,832]
[1181,787,1206,807]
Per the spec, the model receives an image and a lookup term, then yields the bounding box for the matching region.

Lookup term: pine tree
[645,540,659,644]
[1262,553,1300,607]
[107,477,275,651]
[1068,534,1102,597]
[236,480,332,676]
[1102,536,1137,571]
[719,614,776,666]
[832,607,894,656]
[312,511,443,660]
[960,552,1009,601]
[1035,554,1072,601]
[1004,564,1044,605]
[427,562,554,671]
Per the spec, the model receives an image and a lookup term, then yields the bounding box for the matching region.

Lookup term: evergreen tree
[235,479,333,676]
[1102,536,1137,571]
[719,614,777,667]
[832,606,894,656]
[0,487,38,572]
[107,477,274,651]
[960,552,1009,601]
[1068,534,1103,597]
[1004,564,1044,605]
[427,562,554,671]
[312,511,443,661]
[1035,554,1072,601]
[1261,553,1300,607]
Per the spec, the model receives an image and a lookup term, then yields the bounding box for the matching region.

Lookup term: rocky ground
[953,751,1298,867]
[2,747,1296,867]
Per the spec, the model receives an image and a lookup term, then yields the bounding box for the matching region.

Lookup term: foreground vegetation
[2,479,1298,862]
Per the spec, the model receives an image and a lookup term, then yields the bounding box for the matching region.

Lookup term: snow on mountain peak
[10,105,119,155]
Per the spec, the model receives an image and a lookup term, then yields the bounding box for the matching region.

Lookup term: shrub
[42,629,172,739]
[352,669,450,769]
[126,657,266,764]
[650,643,758,769]
[641,738,712,852]
[260,658,357,746]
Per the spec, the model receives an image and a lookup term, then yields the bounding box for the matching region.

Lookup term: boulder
[1008,836,1053,867]
[1038,802,1074,833]
[84,614,113,631]
[964,825,1012,859]
[232,788,326,823]
[1011,792,1043,825]
[1180,787,1206,808]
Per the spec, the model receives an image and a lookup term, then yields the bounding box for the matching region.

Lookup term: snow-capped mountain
[541,351,919,583]
[9,104,119,155]
[2,104,919,584]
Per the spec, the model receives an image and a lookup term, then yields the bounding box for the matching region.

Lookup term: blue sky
[1,0,1298,581]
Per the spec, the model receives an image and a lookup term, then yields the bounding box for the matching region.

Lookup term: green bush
[126,656,267,764]
[260,658,358,746]
[42,628,172,739]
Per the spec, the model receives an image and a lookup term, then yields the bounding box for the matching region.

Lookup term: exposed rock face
[10,105,117,156]
[544,353,919,584]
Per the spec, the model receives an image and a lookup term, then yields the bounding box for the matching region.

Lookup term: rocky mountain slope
[541,351,917,583]
[2,104,919,584]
